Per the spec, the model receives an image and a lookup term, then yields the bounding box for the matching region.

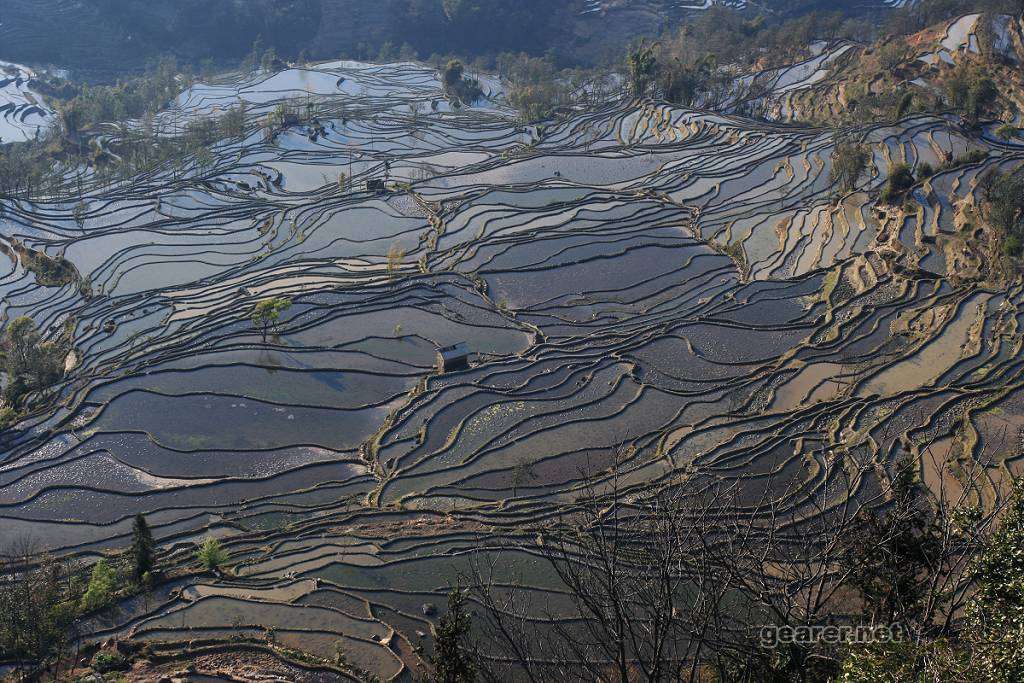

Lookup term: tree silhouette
[130,514,155,582]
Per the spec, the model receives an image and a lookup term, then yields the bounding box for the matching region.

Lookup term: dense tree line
[392,0,573,64]
[167,0,322,59]
[58,57,186,138]
[4,0,1022,78]
[1,0,322,70]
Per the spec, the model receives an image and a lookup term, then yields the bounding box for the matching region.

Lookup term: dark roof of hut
[437,342,470,361]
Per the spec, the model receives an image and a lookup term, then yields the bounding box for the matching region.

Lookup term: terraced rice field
[0,60,53,143]
[2,60,1024,677]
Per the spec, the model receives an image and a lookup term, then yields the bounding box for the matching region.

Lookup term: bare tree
[462,442,1009,682]
[466,452,738,682]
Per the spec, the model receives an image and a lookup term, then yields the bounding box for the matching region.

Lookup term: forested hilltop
[0,0,584,75]
[0,0,1003,78]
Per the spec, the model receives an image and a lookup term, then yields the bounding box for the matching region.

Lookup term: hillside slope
[732,13,1024,125]
[0,0,908,76]
[0,0,323,76]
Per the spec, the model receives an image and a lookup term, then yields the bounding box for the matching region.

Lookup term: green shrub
[220,103,247,138]
[0,552,81,669]
[953,149,988,167]
[0,406,17,429]
[996,123,1019,141]
[944,62,997,123]
[877,42,912,71]
[831,141,871,193]
[839,485,1024,681]
[917,161,934,179]
[17,247,78,287]
[80,559,118,612]
[196,537,229,570]
[499,53,566,122]
[881,163,915,204]
[895,91,915,119]
[91,651,128,673]
[628,41,658,98]
[838,638,967,682]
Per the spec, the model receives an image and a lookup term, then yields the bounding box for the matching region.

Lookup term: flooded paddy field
[0,60,54,143]
[2,59,1024,679]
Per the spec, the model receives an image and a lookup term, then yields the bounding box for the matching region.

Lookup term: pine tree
[430,587,476,683]
[130,513,155,582]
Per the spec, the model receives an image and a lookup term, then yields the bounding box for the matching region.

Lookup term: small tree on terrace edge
[130,513,155,583]
[831,139,871,195]
[440,60,482,107]
[196,537,229,572]
[79,559,117,613]
[430,587,476,683]
[250,296,292,342]
[628,40,659,99]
